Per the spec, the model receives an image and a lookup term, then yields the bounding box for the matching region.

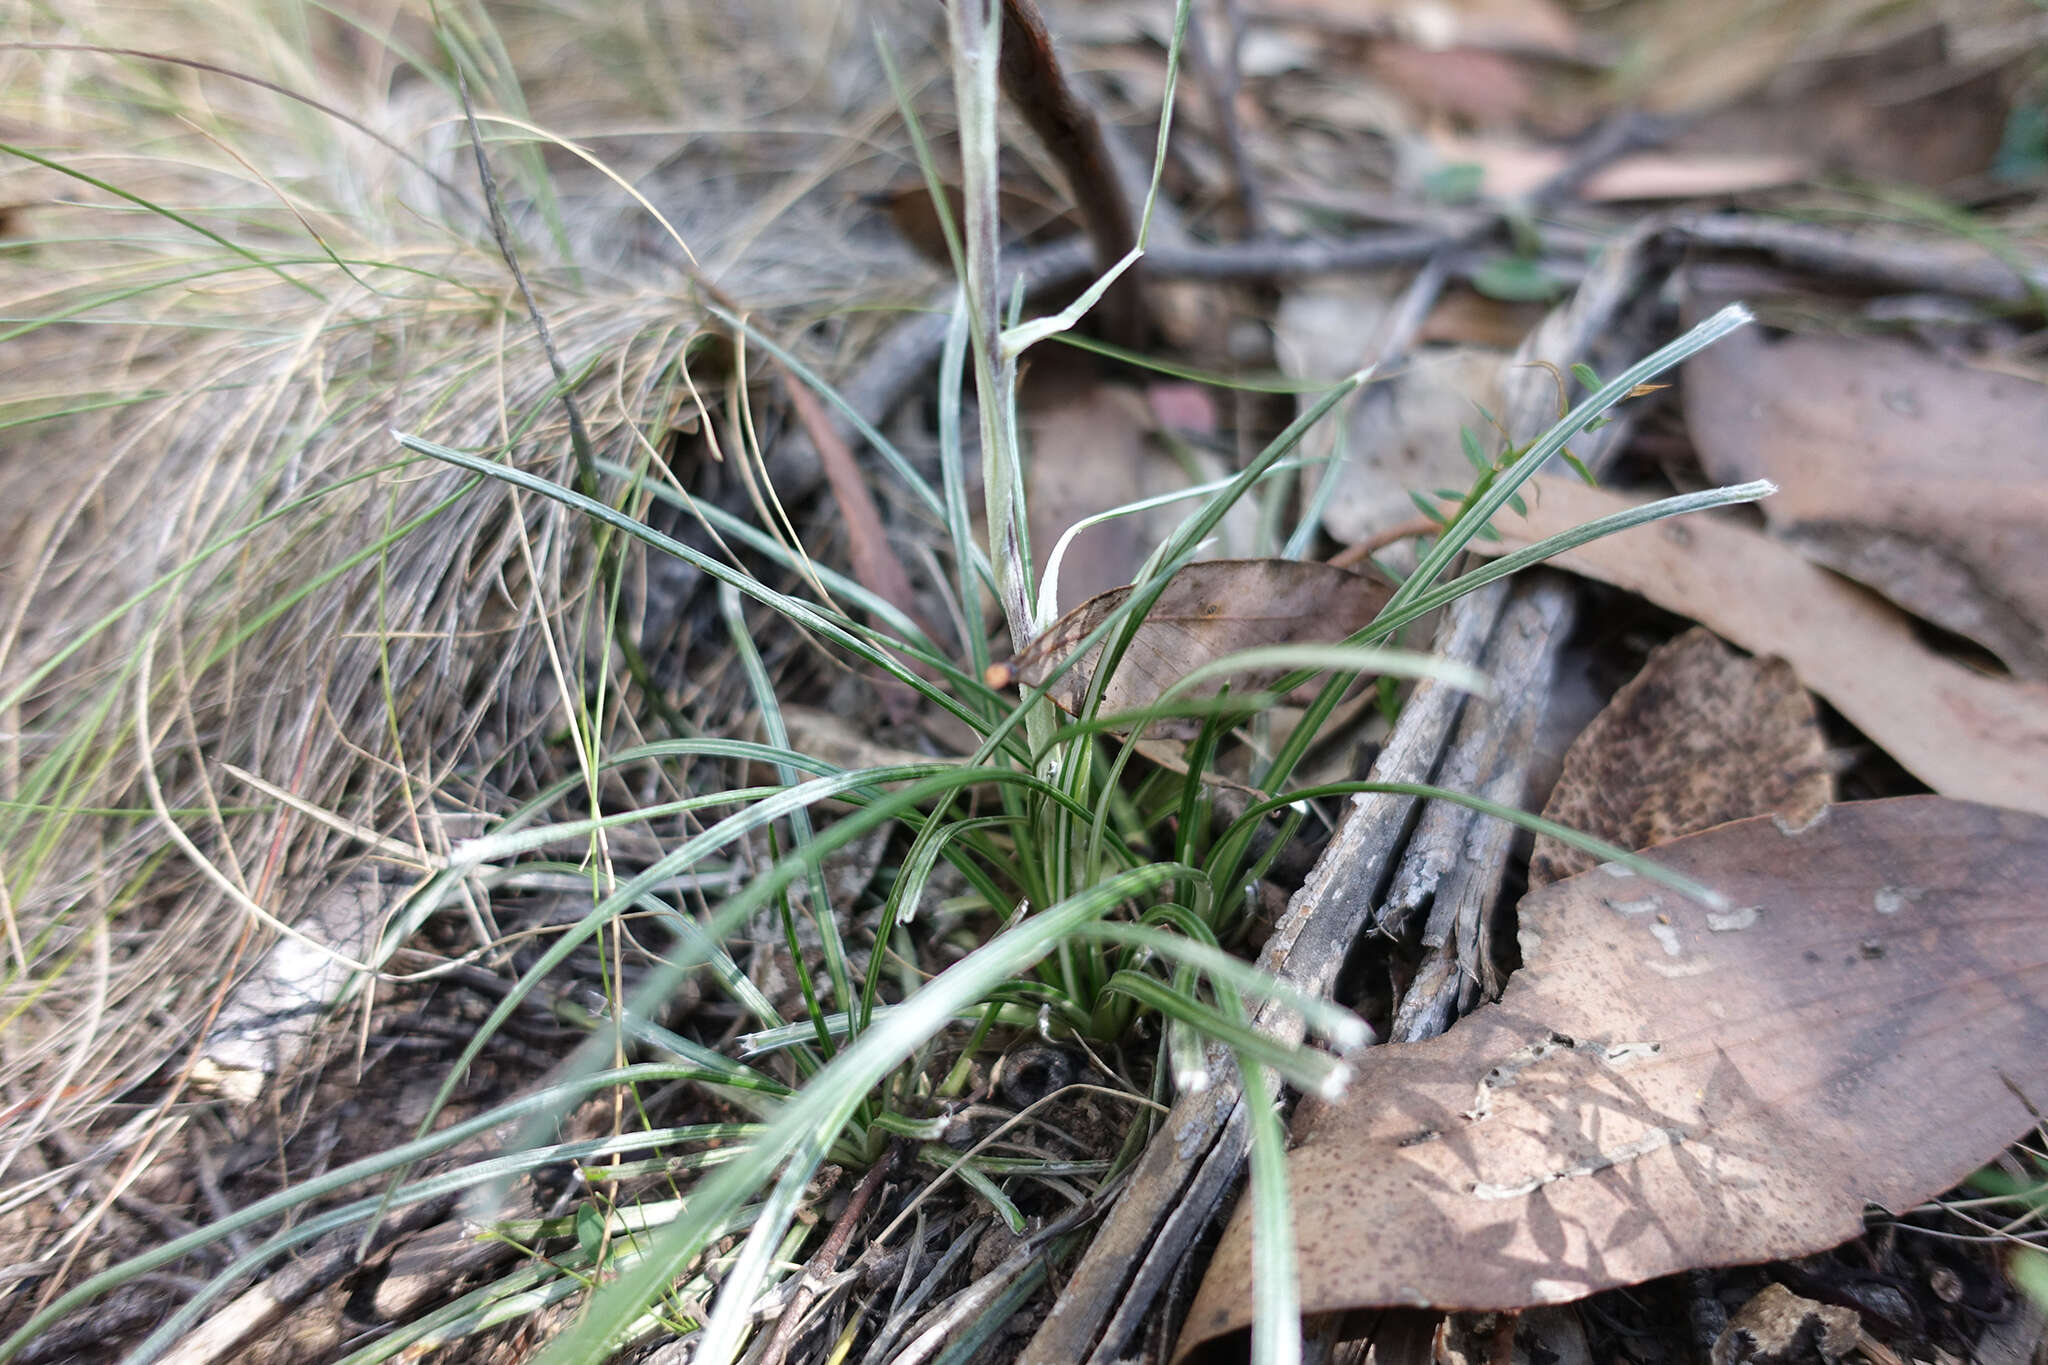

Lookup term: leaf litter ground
[4,1,2048,1363]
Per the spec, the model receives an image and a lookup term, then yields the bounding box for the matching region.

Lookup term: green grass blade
[530,862,1183,1365]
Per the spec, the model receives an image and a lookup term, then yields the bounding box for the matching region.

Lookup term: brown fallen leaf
[1178,797,2048,1357]
[1023,375,1157,614]
[778,379,920,627]
[778,705,955,775]
[1713,1283,1862,1365]
[776,374,931,729]
[1274,282,1505,555]
[1022,370,1253,614]
[1368,42,1537,126]
[870,179,1078,268]
[1652,21,2010,188]
[1613,7,2007,188]
[988,559,1394,739]
[1579,152,1814,202]
[1603,0,1838,111]
[1475,477,2048,819]
[1429,134,1812,201]
[1683,324,2048,680]
[1418,288,1549,349]
[1530,627,1832,888]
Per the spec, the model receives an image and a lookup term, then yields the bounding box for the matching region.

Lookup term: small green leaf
[1967,1163,2048,1204]
[1459,427,1490,474]
[1375,675,1402,727]
[1423,162,1484,204]
[1470,256,1564,303]
[1506,491,1527,517]
[1995,101,2048,182]
[1560,448,1598,486]
[1410,489,1450,524]
[1502,206,1542,257]
[1472,522,1502,542]
[2014,1248,2048,1311]
[575,1203,604,1261]
[1569,362,1601,391]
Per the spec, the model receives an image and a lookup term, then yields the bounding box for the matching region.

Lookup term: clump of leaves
[1181,794,2048,1354]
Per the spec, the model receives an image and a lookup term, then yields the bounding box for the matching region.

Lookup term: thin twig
[755,1147,900,1365]
[1150,224,1481,279]
[1327,517,1441,570]
[1184,0,1265,236]
[999,0,1147,344]
[150,1196,459,1365]
[452,64,596,491]
[892,1174,1128,1365]
[779,373,930,642]
[449,54,689,738]
[1019,227,1665,1365]
[808,200,2048,520]
[815,225,1462,508]
[1669,212,2048,309]
[857,1215,978,1365]
[1528,111,1681,211]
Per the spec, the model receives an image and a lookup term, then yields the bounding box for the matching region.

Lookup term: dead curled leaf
[1476,477,2048,820]
[1177,797,2048,1358]
[1530,627,1832,888]
[988,559,1394,740]
[1683,324,2048,680]
[1713,1283,1862,1365]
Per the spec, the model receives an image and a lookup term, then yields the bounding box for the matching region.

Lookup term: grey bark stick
[1018,226,1663,1364]
[1670,212,2048,307]
[1388,578,1573,1045]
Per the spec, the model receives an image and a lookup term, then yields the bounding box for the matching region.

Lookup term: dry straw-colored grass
[0,0,933,1277]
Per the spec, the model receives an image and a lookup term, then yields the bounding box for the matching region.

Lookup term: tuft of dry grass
[0,0,937,1293]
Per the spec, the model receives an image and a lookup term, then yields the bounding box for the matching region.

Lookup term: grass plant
[0,6,1772,1364]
